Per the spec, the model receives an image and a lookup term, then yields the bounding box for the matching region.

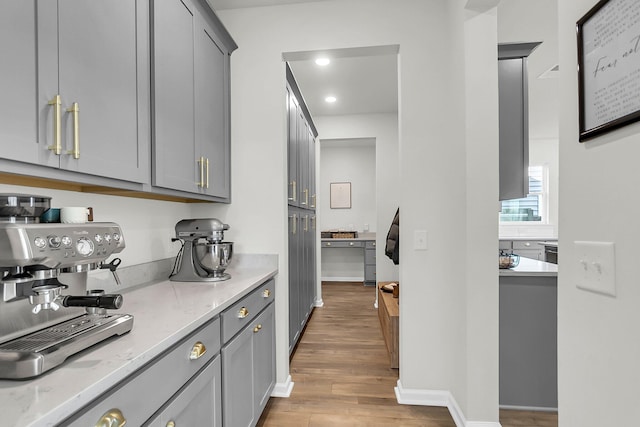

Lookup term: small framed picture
[330,182,351,209]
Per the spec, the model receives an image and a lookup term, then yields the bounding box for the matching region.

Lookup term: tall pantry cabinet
[287,65,318,354]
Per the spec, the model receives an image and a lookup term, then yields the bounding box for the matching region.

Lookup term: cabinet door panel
[152,0,197,192]
[196,20,228,198]
[145,356,222,427]
[0,2,39,164]
[498,57,528,200]
[288,208,301,352]
[57,0,142,181]
[222,325,255,427]
[254,304,276,416]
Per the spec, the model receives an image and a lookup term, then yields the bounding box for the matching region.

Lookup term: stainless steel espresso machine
[170,218,233,282]
[0,194,133,379]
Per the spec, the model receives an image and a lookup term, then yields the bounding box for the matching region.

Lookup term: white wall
[209,0,499,423]
[0,184,190,266]
[315,113,399,283]
[318,141,376,233]
[558,1,640,425]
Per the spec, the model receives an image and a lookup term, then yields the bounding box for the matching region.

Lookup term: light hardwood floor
[257,281,557,427]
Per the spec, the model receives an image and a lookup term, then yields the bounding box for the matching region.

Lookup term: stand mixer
[170,218,233,282]
[0,194,133,379]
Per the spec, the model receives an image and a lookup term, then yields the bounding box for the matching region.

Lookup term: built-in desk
[321,233,376,285]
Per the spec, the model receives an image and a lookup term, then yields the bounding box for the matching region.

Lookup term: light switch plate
[574,241,616,297]
[414,230,428,250]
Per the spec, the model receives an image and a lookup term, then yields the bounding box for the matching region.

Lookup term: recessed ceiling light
[315,58,330,66]
[325,96,337,103]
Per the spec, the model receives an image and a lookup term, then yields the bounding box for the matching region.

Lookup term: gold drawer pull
[253,324,262,333]
[95,408,126,427]
[238,307,249,318]
[262,289,271,298]
[66,102,80,159]
[166,422,175,427]
[189,341,207,360]
[48,95,62,155]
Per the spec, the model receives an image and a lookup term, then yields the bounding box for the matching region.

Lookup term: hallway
[258,281,557,427]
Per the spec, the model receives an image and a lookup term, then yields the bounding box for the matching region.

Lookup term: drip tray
[0,313,134,379]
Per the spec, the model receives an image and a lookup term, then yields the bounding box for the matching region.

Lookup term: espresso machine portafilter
[0,194,133,379]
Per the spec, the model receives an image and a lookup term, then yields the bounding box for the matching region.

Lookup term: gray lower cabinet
[364,240,377,285]
[222,301,276,427]
[288,207,316,353]
[151,0,235,199]
[1,0,149,183]
[145,356,222,427]
[62,318,222,426]
[500,275,557,409]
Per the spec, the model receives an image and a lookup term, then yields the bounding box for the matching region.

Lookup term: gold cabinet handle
[197,157,205,187]
[253,324,262,333]
[166,422,175,427]
[95,408,126,427]
[189,341,207,360]
[349,242,354,246]
[288,181,297,201]
[205,158,209,189]
[48,95,62,155]
[310,194,316,208]
[262,289,271,298]
[66,102,80,159]
[238,307,249,319]
[326,242,331,246]
[304,215,309,232]
[302,188,309,205]
[291,213,297,235]
[311,215,316,229]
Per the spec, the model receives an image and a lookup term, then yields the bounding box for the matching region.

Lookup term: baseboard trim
[271,375,294,397]
[320,276,363,282]
[395,380,501,427]
[314,298,324,307]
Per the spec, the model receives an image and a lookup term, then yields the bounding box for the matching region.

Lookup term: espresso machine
[170,218,233,282]
[0,194,133,379]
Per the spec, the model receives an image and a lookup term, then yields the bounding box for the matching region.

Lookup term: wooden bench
[377,282,399,369]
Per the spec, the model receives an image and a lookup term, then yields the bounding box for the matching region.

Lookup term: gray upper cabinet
[498,42,540,201]
[1,1,149,183]
[286,65,317,210]
[0,2,39,164]
[152,0,236,200]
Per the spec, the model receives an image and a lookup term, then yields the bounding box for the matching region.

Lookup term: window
[499,166,547,223]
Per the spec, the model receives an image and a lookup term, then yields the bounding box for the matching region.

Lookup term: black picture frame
[577,0,640,142]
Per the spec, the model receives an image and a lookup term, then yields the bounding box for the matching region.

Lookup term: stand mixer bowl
[194,242,233,276]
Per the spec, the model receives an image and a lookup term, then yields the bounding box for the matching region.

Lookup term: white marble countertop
[0,254,278,427]
[499,256,558,277]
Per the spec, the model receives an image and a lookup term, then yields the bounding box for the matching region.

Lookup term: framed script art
[330,182,351,209]
[577,0,640,141]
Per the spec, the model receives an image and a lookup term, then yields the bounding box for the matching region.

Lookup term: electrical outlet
[574,241,616,297]
[414,230,428,250]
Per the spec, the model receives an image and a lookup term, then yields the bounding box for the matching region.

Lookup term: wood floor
[257,281,558,427]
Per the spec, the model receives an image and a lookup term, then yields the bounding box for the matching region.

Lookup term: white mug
[60,207,93,223]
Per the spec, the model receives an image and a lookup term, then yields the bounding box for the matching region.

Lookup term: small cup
[60,207,93,223]
[40,208,61,223]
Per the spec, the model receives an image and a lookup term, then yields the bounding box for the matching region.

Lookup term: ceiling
[208,0,559,138]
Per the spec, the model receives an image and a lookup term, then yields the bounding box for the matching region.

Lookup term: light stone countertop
[0,254,278,427]
[499,256,558,277]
